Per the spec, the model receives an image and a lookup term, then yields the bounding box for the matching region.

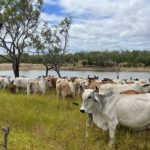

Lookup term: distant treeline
[0,50,150,67]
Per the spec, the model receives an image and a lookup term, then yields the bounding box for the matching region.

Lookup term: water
[0,70,149,80]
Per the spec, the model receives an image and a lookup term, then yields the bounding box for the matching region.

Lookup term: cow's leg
[72,92,75,98]
[27,85,30,96]
[108,118,118,146]
[41,89,45,95]
[58,91,61,100]
[61,91,66,100]
[76,87,80,97]
[16,87,19,93]
[86,113,93,137]
[2,85,6,90]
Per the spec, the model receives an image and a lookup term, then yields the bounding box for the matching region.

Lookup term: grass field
[0,89,149,150]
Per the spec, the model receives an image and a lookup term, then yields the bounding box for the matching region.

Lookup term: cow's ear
[93,92,103,103]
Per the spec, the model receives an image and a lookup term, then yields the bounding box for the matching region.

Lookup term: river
[0,70,149,79]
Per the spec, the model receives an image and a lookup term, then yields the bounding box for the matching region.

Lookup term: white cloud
[40,12,63,23]
[44,0,58,5]
[43,0,150,52]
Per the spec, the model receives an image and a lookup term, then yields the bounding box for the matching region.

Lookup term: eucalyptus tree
[32,17,72,77]
[0,0,43,77]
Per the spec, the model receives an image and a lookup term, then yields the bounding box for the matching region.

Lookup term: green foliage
[72,50,150,67]
[0,50,150,67]
[20,53,43,64]
[0,89,149,149]
[31,17,72,76]
[0,0,43,77]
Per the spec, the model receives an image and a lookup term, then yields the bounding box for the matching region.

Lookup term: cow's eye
[88,96,91,99]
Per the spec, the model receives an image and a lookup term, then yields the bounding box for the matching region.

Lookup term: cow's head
[80,89,113,114]
[80,89,103,113]
[44,78,52,88]
[79,81,88,91]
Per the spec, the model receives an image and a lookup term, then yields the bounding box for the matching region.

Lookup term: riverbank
[0,63,150,72]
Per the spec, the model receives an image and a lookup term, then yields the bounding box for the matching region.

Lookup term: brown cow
[88,79,102,89]
[44,76,58,88]
[56,78,76,99]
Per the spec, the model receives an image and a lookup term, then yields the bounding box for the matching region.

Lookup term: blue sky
[42,3,64,16]
[41,0,150,53]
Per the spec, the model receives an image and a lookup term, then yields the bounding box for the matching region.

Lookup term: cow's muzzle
[80,109,85,113]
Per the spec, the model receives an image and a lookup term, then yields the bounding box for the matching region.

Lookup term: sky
[41,0,150,53]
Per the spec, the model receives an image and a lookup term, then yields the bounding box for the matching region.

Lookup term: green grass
[0,89,149,150]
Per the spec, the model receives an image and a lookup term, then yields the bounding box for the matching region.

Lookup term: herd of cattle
[0,75,150,97]
[0,75,150,146]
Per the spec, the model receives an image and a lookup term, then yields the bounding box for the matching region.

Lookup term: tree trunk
[0,13,3,29]
[56,70,61,77]
[45,67,49,76]
[55,67,61,77]
[43,64,49,76]
[12,62,19,78]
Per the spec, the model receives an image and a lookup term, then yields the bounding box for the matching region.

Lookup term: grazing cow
[44,76,57,88]
[88,79,102,89]
[12,77,30,93]
[0,76,11,89]
[56,78,76,99]
[27,78,52,95]
[80,90,150,146]
[87,77,96,88]
[74,77,88,96]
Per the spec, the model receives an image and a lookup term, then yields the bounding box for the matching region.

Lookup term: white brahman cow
[0,76,11,89]
[80,89,150,146]
[98,83,144,94]
[12,77,30,93]
[74,77,88,96]
[27,78,52,95]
